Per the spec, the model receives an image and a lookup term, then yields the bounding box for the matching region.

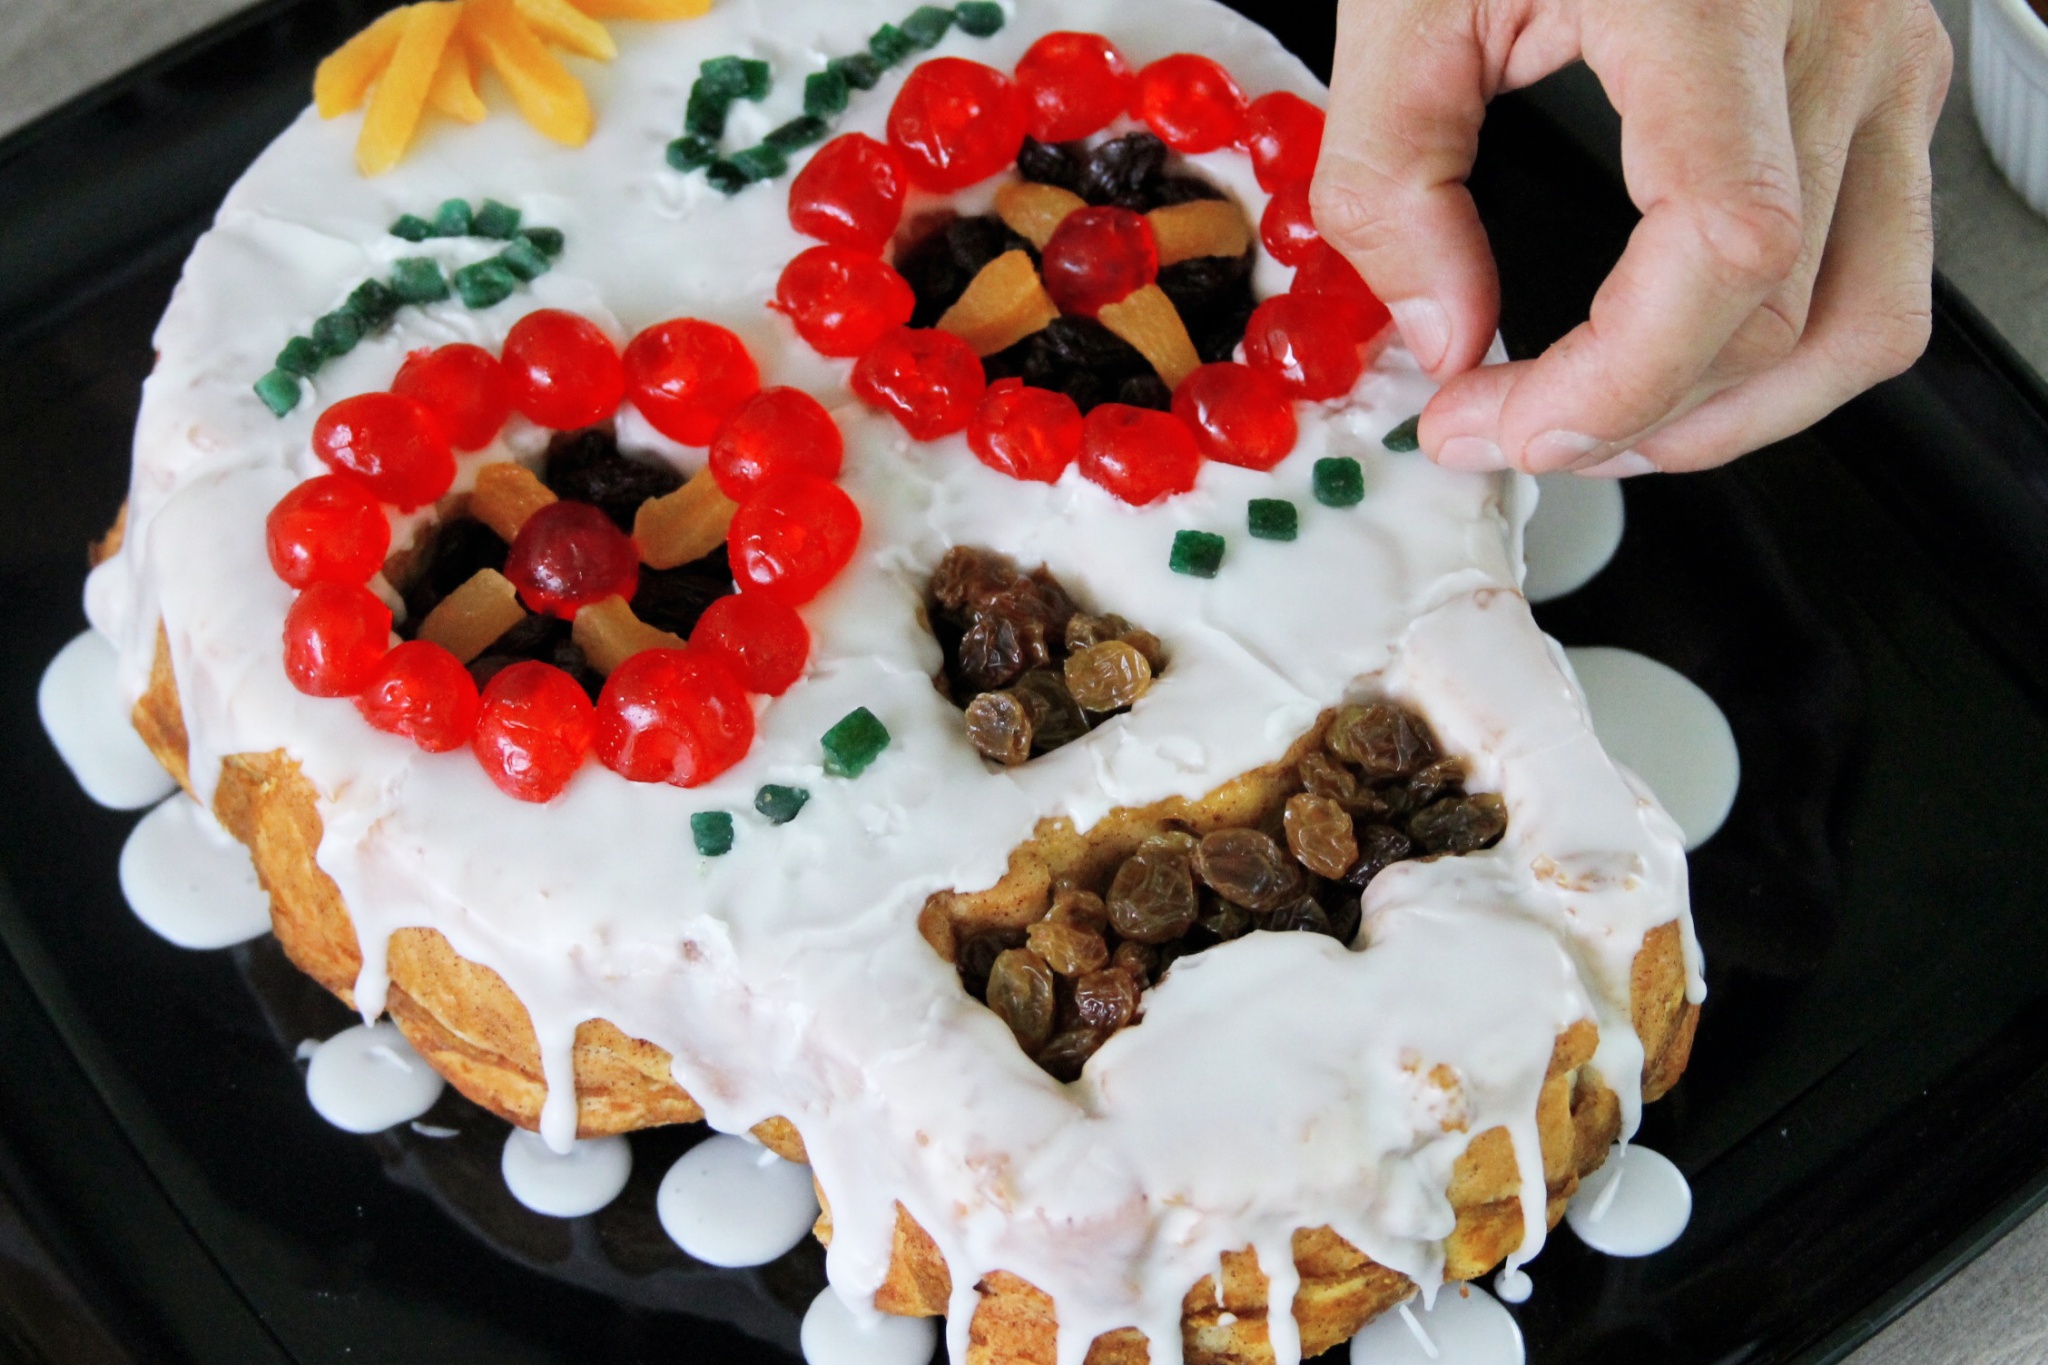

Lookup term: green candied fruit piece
[1247,498,1299,542]
[472,199,523,240]
[738,58,772,100]
[697,55,753,99]
[704,160,750,196]
[311,309,364,358]
[804,67,850,118]
[388,257,450,305]
[345,278,401,330]
[274,335,323,378]
[1313,457,1365,508]
[452,259,520,309]
[754,784,811,825]
[725,143,788,182]
[822,707,890,778]
[667,134,719,171]
[691,810,736,857]
[685,84,731,139]
[869,23,917,66]
[830,52,883,90]
[902,5,954,48]
[1169,529,1226,578]
[1382,415,1421,453]
[431,198,474,237]
[254,369,302,417]
[520,225,565,258]
[765,116,829,153]
[390,213,435,242]
[952,2,1004,36]
[498,238,552,282]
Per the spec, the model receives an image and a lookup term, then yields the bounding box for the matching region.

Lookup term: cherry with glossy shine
[887,57,1027,193]
[1244,92,1325,192]
[1014,32,1133,143]
[283,581,392,698]
[266,474,390,588]
[1080,403,1202,505]
[1259,182,1321,267]
[504,500,641,619]
[727,475,863,606]
[355,640,481,753]
[594,647,755,787]
[392,343,513,451]
[1243,294,1369,401]
[776,246,917,358]
[502,310,626,431]
[850,327,986,439]
[312,392,455,511]
[1290,240,1396,342]
[1131,54,1248,154]
[1172,362,1298,470]
[969,380,1084,483]
[1041,207,1159,317]
[472,661,595,803]
[691,592,811,696]
[787,133,908,254]
[709,387,844,500]
[622,318,761,446]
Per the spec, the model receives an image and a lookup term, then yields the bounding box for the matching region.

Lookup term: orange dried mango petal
[470,0,595,146]
[472,462,558,542]
[938,251,1061,358]
[428,25,488,124]
[1147,199,1252,268]
[633,469,737,571]
[996,181,1086,250]
[357,2,464,177]
[417,568,526,663]
[568,0,712,19]
[516,0,618,59]
[573,596,685,675]
[1098,284,1201,390]
[314,6,414,118]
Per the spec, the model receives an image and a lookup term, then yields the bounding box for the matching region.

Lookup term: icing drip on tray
[657,1134,820,1267]
[1565,1144,1692,1258]
[501,1129,633,1217]
[119,795,273,950]
[305,1022,445,1133]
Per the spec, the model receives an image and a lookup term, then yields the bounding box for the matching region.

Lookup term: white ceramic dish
[1974,0,2048,217]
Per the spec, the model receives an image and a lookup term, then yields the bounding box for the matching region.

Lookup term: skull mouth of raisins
[944,700,1510,1081]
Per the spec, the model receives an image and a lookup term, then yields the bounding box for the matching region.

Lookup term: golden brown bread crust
[131,625,1696,1362]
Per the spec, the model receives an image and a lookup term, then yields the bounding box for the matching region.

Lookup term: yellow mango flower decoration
[315,0,712,175]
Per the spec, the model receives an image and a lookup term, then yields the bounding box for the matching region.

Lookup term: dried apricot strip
[568,0,713,18]
[469,0,595,146]
[1147,200,1252,268]
[1098,284,1201,389]
[634,468,737,570]
[314,6,414,117]
[472,463,558,541]
[572,595,686,674]
[515,0,618,60]
[996,181,1086,250]
[428,26,488,124]
[358,2,464,177]
[417,568,527,662]
[938,250,1062,357]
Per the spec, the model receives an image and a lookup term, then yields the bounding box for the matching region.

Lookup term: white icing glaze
[803,1286,941,1365]
[1521,476,1623,603]
[91,2,1704,1360]
[39,630,178,811]
[1349,1285,1524,1365]
[119,795,273,949]
[656,1134,820,1267]
[1564,1144,1692,1257]
[1564,647,1739,850]
[501,1129,633,1217]
[1490,1267,1530,1305]
[305,1021,446,1133]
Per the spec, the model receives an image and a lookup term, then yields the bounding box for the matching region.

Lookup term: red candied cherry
[1131,54,1249,154]
[502,310,626,431]
[266,475,390,588]
[356,640,481,753]
[312,392,455,511]
[393,343,512,451]
[504,500,640,619]
[887,57,1027,193]
[775,246,917,359]
[788,134,908,254]
[709,387,844,501]
[1244,92,1326,193]
[1041,207,1159,318]
[1080,403,1202,505]
[1172,363,1298,470]
[1290,240,1396,342]
[691,593,811,696]
[850,327,986,440]
[623,318,761,446]
[472,662,594,802]
[1243,294,1370,401]
[1260,183,1321,267]
[969,380,1083,483]
[283,581,392,698]
[727,475,863,606]
[594,647,755,787]
[1015,32,1134,143]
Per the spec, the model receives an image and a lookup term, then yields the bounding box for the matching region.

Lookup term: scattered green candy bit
[1382,415,1421,453]
[902,5,954,48]
[431,198,474,237]
[869,23,917,66]
[520,225,565,258]
[766,116,830,153]
[452,258,520,309]
[388,257,449,305]
[830,52,882,90]
[254,369,302,417]
[739,58,772,100]
[1248,498,1299,542]
[822,707,891,778]
[274,336,323,378]
[667,134,719,171]
[472,199,523,240]
[755,784,810,825]
[953,1,1004,36]
[345,278,401,331]
[705,160,750,196]
[1313,457,1366,508]
[685,84,731,139]
[390,213,435,242]
[311,309,364,358]
[697,55,753,99]
[803,67,850,118]
[498,237,552,282]
[1169,530,1226,578]
[690,811,736,857]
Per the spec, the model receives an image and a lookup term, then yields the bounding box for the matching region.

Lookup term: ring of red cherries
[775,34,1395,504]
[266,309,858,802]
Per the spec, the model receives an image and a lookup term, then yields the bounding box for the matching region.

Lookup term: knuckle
[1688,183,1805,288]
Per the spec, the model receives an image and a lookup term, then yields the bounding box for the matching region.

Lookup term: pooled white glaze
[1349,1285,1524,1365]
[1521,476,1623,604]
[305,1021,446,1133]
[40,631,177,811]
[657,1134,820,1267]
[118,795,273,949]
[803,1286,941,1365]
[93,3,1702,1361]
[1564,1144,1692,1258]
[1564,647,1739,850]
[1490,1267,1531,1305]
[501,1129,632,1217]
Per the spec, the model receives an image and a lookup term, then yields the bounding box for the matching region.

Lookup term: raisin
[1064,640,1153,712]
[987,947,1056,1051]
[966,690,1034,765]
[931,545,1024,615]
[1193,828,1303,912]
[1037,1026,1108,1081]
[1108,840,1198,943]
[1284,792,1358,879]
[1112,941,1159,982]
[1198,895,1253,942]
[1118,374,1175,411]
[1050,887,1109,934]
[632,549,735,639]
[1408,755,1468,805]
[400,517,509,630]
[1152,174,1227,206]
[542,427,685,532]
[1017,137,1086,194]
[1072,967,1141,1032]
[1027,920,1110,976]
[897,215,1035,327]
[1409,792,1508,854]
[1032,316,1151,374]
[1080,132,1167,208]
[1298,751,1359,803]
[958,613,1028,691]
[548,637,605,701]
[1014,669,1090,752]
[1327,701,1438,779]
[1158,254,1252,312]
[957,929,1023,992]
[1324,892,1363,946]
[1345,823,1416,890]
[1064,612,1129,652]
[1263,897,1330,935]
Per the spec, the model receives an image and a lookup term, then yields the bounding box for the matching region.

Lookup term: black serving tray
[4,4,2047,1362]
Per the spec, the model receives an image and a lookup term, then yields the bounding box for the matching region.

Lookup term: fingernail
[1575,450,1656,479]
[1390,298,1451,372]
[1435,436,1505,471]
[1522,430,1605,473]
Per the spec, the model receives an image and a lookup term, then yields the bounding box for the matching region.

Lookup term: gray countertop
[3,0,2044,1359]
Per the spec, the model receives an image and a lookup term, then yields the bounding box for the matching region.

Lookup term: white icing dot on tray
[305,1022,445,1134]
[1523,475,1624,603]
[1350,1285,1524,1365]
[1565,1144,1692,1257]
[38,631,176,811]
[501,1129,632,1217]
[1565,646,1740,849]
[1492,1267,1532,1304]
[118,796,272,949]
[657,1133,818,1267]
[801,1286,938,1365]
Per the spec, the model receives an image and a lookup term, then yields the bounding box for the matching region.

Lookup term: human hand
[1313,0,1952,476]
